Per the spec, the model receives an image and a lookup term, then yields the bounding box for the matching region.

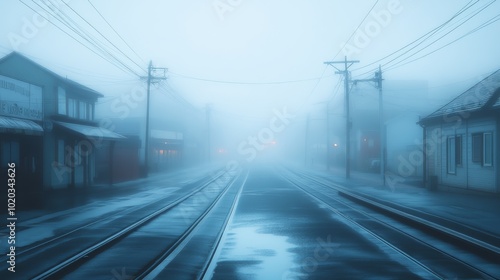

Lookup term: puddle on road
[215,225,302,279]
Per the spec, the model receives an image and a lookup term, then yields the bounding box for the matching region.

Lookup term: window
[68,98,78,118]
[447,137,456,174]
[79,102,87,120]
[472,133,483,163]
[58,87,66,115]
[472,132,493,166]
[456,135,462,166]
[484,132,493,166]
[88,104,94,120]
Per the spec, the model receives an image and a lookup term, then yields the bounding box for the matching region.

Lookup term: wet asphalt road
[208,166,427,279]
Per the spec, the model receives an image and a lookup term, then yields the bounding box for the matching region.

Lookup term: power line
[18,0,133,76]
[51,0,144,75]
[385,12,500,73]
[43,0,143,77]
[168,71,332,85]
[44,0,132,73]
[379,0,496,73]
[352,0,481,76]
[59,0,146,72]
[332,0,380,60]
[160,82,199,112]
[87,0,146,65]
[21,0,141,77]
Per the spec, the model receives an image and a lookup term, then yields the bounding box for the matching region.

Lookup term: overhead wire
[87,0,147,66]
[18,0,136,77]
[59,0,146,73]
[379,0,496,74]
[385,11,500,73]
[352,0,481,77]
[168,71,333,85]
[316,0,381,114]
[46,0,144,76]
[43,0,135,75]
[331,0,380,61]
[21,0,142,77]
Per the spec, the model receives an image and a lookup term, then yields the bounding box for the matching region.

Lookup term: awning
[54,121,125,141]
[0,116,43,135]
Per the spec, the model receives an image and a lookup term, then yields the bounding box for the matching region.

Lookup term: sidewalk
[306,165,500,237]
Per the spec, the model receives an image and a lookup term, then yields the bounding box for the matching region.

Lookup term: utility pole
[326,100,330,171]
[324,56,359,179]
[143,61,167,176]
[305,113,310,166]
[352,65,385,185]
[377,65,385,186]
[206,104,211,162]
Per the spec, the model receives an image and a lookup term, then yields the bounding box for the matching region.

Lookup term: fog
[2,2,500,279]
[1,0,500,169]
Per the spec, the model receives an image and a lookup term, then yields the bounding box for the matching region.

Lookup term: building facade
[0,52,124,199]
[419,70,500,193]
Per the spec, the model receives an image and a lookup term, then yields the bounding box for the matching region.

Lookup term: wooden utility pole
[143,61,167,176]
[324,56,359,179]
[352,65,385,185]
[305,113,310,166]
[206,104,211,162]
[377,65,385,186]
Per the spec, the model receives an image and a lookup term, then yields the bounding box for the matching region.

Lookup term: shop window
[1,141,20,164]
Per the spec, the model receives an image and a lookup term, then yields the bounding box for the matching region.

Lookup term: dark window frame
[447,136,456,174]
[455,135,462,166]
[483,132,493,167]
[472,132,493,167]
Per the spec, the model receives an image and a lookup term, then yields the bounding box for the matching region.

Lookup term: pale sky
[1,0,500,122]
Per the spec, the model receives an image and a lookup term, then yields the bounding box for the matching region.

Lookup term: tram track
[282,167,499,279]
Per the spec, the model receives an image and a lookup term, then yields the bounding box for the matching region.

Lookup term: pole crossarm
[140,68,168,82]
[352,70,383,89]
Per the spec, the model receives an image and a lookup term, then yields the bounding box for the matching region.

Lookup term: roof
[0,115,43,135]
[55,121,126,141]
[0,52,103,98]
[420,69,500,124]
